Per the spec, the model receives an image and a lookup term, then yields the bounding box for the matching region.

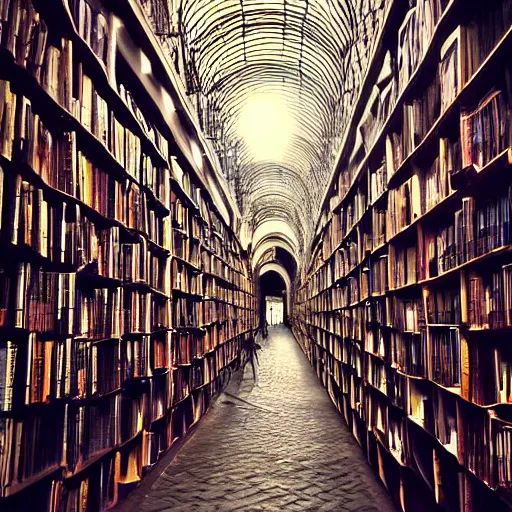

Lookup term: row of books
[171,195,188,231]
[173,297,202,328]
[171,259,250,307]
[429,326,461,387]
[190,357,216,389]
[461,89,512,172]
[316,320,512,504]
[386,175,421,239]
[203,320,250,351]
[397,0,449,95]
[68,0,110,66]
[0,394,148,492]
[1,2,256,509]
[307,284,512,407]
[0,262,174,335]
[7,174,170,265]
[425,189,510,280]
[323,194,366,259]
[202,253,238,281]
[425,287,461,325]
[172,297,244,327]
[388,243,417,290]
[320,149,461,296]
[0,407,65,491]
[469,265,512,329]
[171,259,200,295]
[460,0,512,84]
[1,4,171,206]
[1,0,49,82]
[120,240,170,294]
[0,328,247,463]
[118,81,169,161]
[7,174,112,266]
[173,331,207,365]
[371,255,388,295]
[172,229,191,261]
[370,162,387,204]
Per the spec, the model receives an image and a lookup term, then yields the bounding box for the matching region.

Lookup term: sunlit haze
[236,92,295,162]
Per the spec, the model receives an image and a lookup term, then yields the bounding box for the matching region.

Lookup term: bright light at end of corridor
[236,93,295,161]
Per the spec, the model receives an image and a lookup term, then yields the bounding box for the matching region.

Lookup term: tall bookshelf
[0,0,256,509]
[294,0,512,510]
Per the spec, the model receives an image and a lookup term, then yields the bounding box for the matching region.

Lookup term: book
[0,80,17,160]
[0,340,17,411]
[461,90,511,171]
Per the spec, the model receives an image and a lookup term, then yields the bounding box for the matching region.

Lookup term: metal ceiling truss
[143,0,388,265]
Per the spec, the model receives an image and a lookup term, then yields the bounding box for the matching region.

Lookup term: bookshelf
[0,0,256,509]
[293,0,512,510]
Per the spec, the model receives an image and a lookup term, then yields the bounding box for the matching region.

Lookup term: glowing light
[113,16,123,31]
[141,51,152,74]
[236,92,295,161]
[162,88,175,113]
[191,141,203,169]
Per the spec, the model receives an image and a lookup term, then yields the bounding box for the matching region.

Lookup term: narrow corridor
[119,327,397,512]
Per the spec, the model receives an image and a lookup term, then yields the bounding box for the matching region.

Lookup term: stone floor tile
[115,326,397,512]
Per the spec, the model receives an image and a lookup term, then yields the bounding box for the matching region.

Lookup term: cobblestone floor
[119,326,397,512]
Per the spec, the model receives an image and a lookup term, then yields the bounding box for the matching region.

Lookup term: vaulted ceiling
[178,0,388,267]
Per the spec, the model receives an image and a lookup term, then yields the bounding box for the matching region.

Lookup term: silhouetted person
[243,329,261,384]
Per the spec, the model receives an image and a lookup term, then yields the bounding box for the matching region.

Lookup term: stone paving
[118,326,397,512]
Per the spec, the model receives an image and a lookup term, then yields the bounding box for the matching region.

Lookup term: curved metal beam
[177,0,388,266]
[252,238,299,270]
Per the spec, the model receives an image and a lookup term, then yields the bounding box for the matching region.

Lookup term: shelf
[308,324,341,338]
[202,270,232,285]
[172,254,202,272]
[171,177,200,212]
[468,326,512,334]
[0,0,258,505]
[4,465,62,498]
[174,326,205,335]
[420,244,512,287]
[172,288,203,299]
[316,0,404,230]
[123,282,170,300]
[121,328,172,338]
[77,272,122,289]
[173,227,189,238]
[64,387,123,406]
[323,0,463,217]
[147,239,171,256]
[38,0,170,170]
[63,446,116,481]
[0,240,79,274]
[172,393,192,408]
[119,430,144,450]
[0,153,141,240]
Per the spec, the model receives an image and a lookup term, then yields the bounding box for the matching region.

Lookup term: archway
[258,266,290,327]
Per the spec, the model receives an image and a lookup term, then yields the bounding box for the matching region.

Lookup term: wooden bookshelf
[0,0,257,509]
[295,0,512,510]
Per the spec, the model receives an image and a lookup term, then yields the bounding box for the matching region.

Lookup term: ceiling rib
[178,0,388,264]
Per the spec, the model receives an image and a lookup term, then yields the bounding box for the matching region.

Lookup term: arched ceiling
[178,0,388,263]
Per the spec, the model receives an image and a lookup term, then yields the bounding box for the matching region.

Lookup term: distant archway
[258,263,292,326]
